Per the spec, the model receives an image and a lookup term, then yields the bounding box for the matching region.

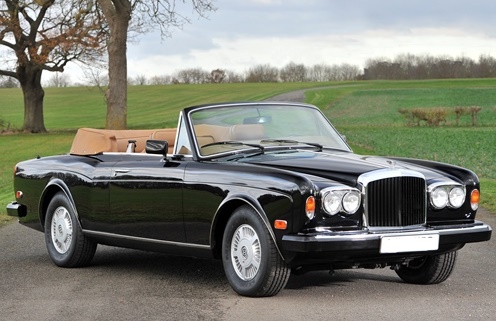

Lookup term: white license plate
[380,233,439,254]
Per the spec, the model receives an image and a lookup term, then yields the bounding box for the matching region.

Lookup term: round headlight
[342,191,361,214]
[431,187,449,209]
[449,186,465,208]
[323,191,341,215]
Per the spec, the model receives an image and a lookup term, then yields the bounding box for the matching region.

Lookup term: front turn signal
[470,189,480,211]
[274,220,287,230]
[306,196,316,220]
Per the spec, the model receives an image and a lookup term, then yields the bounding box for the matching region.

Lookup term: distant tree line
[363,54,496,80]
[2,53,496,88]
[127,62,362,86]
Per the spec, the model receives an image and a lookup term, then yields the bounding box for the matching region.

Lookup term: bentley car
[7,102,492,297]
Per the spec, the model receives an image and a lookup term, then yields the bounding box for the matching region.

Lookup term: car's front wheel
[44,192,97,267]
[395,251,458,284]
[222,205,290,297]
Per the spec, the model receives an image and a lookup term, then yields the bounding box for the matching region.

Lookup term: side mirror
[146,140,168,156]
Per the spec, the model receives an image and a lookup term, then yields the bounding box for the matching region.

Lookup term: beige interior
[69,124,265,156]
[70,128,177,155]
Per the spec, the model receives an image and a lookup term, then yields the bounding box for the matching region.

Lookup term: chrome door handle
[113,169,130,176]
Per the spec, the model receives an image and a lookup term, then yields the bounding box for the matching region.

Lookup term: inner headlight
[322,188,361,216]
[431,187,449,209]
[448,186,466,208]
[342,191,361,214]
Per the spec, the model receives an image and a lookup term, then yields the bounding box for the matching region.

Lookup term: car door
[108,154,186,242]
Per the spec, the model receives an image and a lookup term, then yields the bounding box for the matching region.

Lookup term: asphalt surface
[0,209,494,321]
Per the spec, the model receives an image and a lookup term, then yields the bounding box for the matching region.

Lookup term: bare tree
[134,74,147,85]
[246,64,279,82]
[96,0,215,129]
[175,68,209,84]
[0,0,105,132]
[46,72,71,87]
[149,74,172,85]
[0,75,18,87]
[279,62,306,82]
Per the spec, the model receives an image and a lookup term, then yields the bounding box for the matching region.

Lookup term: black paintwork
[7,102,492,268]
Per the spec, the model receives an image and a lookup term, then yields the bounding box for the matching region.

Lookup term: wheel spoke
[51,206,74,254]
[231,224,262,281]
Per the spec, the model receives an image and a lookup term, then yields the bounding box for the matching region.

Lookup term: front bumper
[282,221,492,254]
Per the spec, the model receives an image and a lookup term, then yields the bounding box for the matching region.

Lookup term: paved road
[0,209,494,321]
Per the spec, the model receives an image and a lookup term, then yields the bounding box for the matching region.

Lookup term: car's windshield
[188,103,351,157]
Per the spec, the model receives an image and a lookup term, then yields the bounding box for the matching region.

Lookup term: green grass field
[1,79,495,226]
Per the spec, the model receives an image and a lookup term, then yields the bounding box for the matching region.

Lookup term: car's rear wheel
[222,205,290,297]
[44,192,97,267]
[395,251,457,284]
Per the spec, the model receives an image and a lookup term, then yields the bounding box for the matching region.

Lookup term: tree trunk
[18,65,47,133]
[104,2,131,130]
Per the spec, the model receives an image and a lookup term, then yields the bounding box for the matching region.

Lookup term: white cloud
[58,0,496,82]
[126,27,495,78]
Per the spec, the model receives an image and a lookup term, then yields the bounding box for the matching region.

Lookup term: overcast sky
[73,0,496,81]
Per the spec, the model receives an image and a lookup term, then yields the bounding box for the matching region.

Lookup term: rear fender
[39,179,80,229]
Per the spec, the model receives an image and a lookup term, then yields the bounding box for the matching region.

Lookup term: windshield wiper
[202,141,264,150]
[260,139,323,152]
[201,141,265,157]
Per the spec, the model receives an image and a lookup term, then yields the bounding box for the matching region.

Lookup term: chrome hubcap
[231,224,261,281]
[51,206,73,254]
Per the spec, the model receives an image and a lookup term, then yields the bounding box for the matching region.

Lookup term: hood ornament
[387,160,396,168]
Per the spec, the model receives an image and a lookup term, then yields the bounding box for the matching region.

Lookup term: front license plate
[380,233,439,254]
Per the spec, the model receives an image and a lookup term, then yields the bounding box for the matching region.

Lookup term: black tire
[222,205,290,297]
[395,251,458,284]
[44,192,97,268]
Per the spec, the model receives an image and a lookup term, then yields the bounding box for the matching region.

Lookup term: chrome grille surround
[358,169,427,228]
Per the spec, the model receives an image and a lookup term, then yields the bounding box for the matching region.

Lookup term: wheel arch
[210,195,284,261]
[39,179,79,229]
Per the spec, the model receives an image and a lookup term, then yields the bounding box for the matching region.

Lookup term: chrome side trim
[83,229,211,250]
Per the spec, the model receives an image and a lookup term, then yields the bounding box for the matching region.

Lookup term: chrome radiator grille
[365,176,426,227]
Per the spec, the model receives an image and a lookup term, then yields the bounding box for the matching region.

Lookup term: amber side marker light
[274,220,287,230]
[471,189,480,211]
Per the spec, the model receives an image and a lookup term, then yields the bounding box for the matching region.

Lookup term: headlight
[322,188,361,216]
[430,187,449,209]
[429,184,466,210]
[342,191,361,214]
[323,191,342,215]
[448,186,466,209]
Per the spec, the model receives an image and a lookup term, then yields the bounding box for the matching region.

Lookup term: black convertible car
[7,102,492,297]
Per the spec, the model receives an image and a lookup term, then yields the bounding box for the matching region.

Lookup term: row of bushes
[398,107,482,126]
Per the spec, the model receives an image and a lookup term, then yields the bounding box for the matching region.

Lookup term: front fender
[210,191,293,261]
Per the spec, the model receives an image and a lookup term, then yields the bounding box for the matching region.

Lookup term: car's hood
[242,150,447,186]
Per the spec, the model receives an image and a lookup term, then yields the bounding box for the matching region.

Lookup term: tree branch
[0,69,18,79]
